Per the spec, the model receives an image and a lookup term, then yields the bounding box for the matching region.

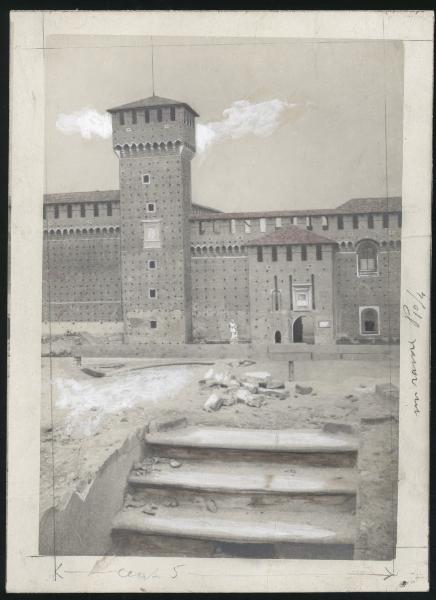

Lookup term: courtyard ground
[40,355,399,519]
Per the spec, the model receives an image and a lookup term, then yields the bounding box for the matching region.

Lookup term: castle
[42,95,402,347]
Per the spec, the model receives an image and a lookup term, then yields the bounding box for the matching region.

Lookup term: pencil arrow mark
[384,567,397,581]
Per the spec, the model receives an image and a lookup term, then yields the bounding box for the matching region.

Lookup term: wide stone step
[128,460,357,496]
[112,505,355,546]
[145,427,358,454]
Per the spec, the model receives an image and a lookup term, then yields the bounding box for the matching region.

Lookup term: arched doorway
[292,316,315,344]
[274,330,282,344]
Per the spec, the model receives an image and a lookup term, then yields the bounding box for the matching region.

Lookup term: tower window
[321,216,329,230]
[316,245,322,260]
[286,246,293,261]
[80,204,86,217]
[338,216,344,230]
[199,221,205,234]
[147,202,156,213]
[119,112,125,126]
[93,203,99,217]
[170,107,176,121]
[301,246,307,261]
[43,205,47,219]
[360,306,380,335]
[383,213,389,228]
[357,240,378,275]
[306,216,312,230]
[145,109,150,123]
[149,288,157,299]
[148,260,157,270]
[368,214,374,229]
[272,246,278,262]
[54,205,59,219]
[150,320,157,329]
[157,108,162,122]
[132,110,137,124]
[257,247,263,262]
[398,213,402,228]
[275,217,282,229]
[142,174,150,184]
[230,219,236,234]
[260,218,266,233]
[107,202,112,216]
[67,204,72,218]
[352,215,359,229]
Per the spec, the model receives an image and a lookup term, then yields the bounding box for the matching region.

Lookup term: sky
[45,36,404,212]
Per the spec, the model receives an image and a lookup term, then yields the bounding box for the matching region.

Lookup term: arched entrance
[292,316,315,344]
[274,330,282,344]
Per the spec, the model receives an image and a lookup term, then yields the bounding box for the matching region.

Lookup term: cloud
[196,99,302,154]
[56,107,112,140]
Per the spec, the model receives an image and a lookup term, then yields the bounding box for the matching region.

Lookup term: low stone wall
[39,429,143,556]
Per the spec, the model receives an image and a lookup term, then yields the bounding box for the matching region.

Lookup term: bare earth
[40,356,398,519]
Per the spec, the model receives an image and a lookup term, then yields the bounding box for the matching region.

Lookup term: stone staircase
[111,424,359,559]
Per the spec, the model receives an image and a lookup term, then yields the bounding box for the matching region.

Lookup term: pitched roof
[43,190,120,205]
[107,95,199,116]
[336,196,402,213]
[247,225,336,247]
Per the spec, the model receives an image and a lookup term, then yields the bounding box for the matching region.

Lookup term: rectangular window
[301,246,307,261]
[213,221,220,234]
[306,216,312,230]
[157,108,162,122]
[292,216,298,225]
[80,204,86,217]
[257,247,263,262]
[119,112,125,125]
[147,203,156,213]
[199,221,205,234]
[145,109,150,123]
[244,220,251,233]
[275,217,282,229]
[170,107,176,121]
[272,246,278,262]
[260,218,266,233]
[398,213,402,228]
[352,215,359,229]
[54,205,59,219]
[143,221,161,248]
[286,246,293,261]
[67,204,72,218]
[132,110,137,124]
[316,245,322,260]
[383,213,389,228]
[148,260,157,270]
[107,202,112,216]
[230,219,236,234]
[142,174,150,184]
[321,216,328,230]
[338,215,344,230]
[150,320,157,329]
[360,306,380,335]
[43,205,47,219]
[368,214,374,229]
[149,288,157,299]
[93,203,99,217]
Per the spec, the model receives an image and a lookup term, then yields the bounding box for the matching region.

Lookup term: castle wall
[247,244,335,346]
[42,230,122,323]
[190,252,250,343]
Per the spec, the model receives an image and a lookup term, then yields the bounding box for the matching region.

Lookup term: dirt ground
[40,355,399,518]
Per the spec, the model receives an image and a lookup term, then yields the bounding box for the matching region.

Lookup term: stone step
[128,460,357,497]
[112,505,355,547]
[145,426,358,453]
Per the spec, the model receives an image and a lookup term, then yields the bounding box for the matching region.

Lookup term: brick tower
[108,96,198,343]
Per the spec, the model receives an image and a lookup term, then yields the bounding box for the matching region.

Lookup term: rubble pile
[200,367,289,413]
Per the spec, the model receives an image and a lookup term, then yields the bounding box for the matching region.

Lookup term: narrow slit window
[398,213,402,228]
[145,109,150,123]
[107,202,112,216]
[272,247,278,262]
[230,219,236,234]
[67,204,72,218]
[199,221,205,234]
[93,203,99,217]
[260,218,266,233]
[316,245,322,260]
[306,216,312,230]
[43,205,47,219]
[157,109,162,122]
[368,214,374,229]
[54,205,59,219]
[80,204,86,217]
[148,260,157,270]
[119,112,125,125]
[147,203,156,213]
[149,288,157,299]
[132,110,137,124]
[170,107,176,121]
[383,213,389,228]
[352,215,359,229]
[286,246,293,261]
[301,246,307,261]
[244,220,251,233]
[150,320,157,329]
[275,217,282,229]
[321,216,328,230]
[143,174,150,184]
[338,216,344,230]
[257,247,263,262]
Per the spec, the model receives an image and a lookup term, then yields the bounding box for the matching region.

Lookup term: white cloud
[196,99,300,154]
[56,107,112,140]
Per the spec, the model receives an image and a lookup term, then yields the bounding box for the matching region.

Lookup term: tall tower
[108,96,198,343]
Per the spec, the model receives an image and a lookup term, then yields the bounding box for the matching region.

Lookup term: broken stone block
[265,380,285,389]
[243,371,272,386]
[244,395,265,408]
[235,388,252,403]
[295,384,313,395]
[263,388,289,399]
[241,381,259,393]
[204,393,224,412]
[221,395,236,407]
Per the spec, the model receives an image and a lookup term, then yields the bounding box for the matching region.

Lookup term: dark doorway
[293,317,303,343]
[274,330,282,344]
